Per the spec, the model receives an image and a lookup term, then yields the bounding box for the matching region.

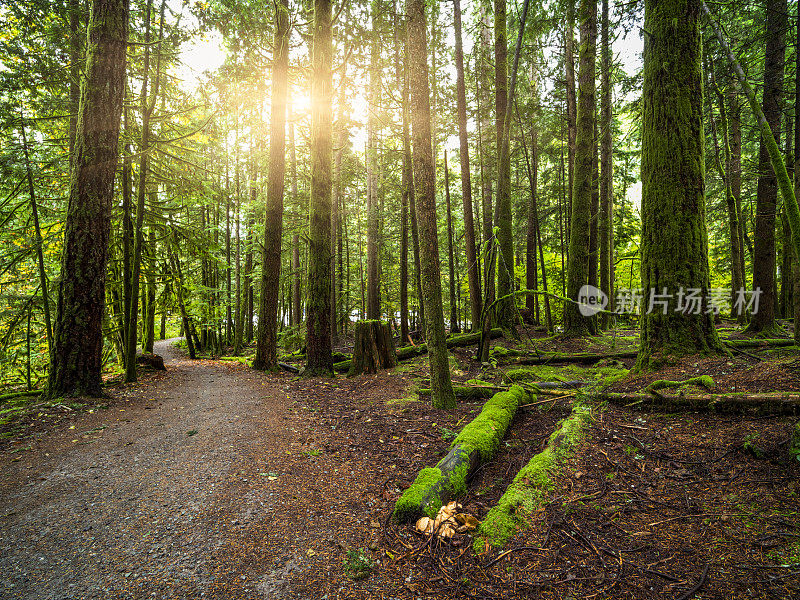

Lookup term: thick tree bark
[637,0,723,369]
[253,0,289,371]
[407,0,455,409]
[563,0,598,337]
[747,0,787,334]
[48,0,129,398]
[453,0,482,331]
[306,0,334,376]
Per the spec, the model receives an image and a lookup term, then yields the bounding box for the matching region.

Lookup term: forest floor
[1,327,799,599]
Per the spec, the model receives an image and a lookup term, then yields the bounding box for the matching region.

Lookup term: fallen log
[333,328,504,373]
[514,351,637,365]
[0,389,42,403]
[597,391,800,416]
[393,385,528,523]
[474,401,593,552]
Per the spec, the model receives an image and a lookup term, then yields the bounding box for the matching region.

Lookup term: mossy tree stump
[348,320,397,376]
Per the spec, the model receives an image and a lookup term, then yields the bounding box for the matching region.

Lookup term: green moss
[393,467,445,521]
[645,375,715,393]
[505,365,629,387]
[464,378,494,387]
[393,386,527,522]
[490,345,522,358]
[473,401,592,552]
[452,386,524,461]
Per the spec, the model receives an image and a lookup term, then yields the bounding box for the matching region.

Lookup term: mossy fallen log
[598,392,800,416]
[515,351,637,365]
[333,328,504,373]
[393,385,528,523]
[0,389,42,403]
[474,401,593,552]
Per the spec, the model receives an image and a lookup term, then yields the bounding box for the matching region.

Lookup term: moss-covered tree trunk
[253,0,290,371]
[47,0,129,398]
[305,0,334,376]
[637,0,723,369]
[407,0,455,410]
[454,0,482,332]
[747,0,787,335]
[563,0,598,337]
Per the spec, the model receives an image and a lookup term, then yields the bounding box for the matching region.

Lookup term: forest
[1,0,800,598]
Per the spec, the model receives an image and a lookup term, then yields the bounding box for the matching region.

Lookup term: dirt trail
[0,340,299,600]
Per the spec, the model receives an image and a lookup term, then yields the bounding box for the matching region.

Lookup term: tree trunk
[493,0,515,329]
[407,0,455,409]
[707,58,745,320]
[126,0,164,382]
[637,0,723,369]
[599,0,613,322]
[454,0,482,332]
[747,0,787,335]
[398,8,410,344]
[144,224,156,353]
[306,0,334,376]
[48,0,129,398]
[563,0,598,337]
[565,0,577,236]
[366,5,381,320]
[444,152,459,334]
[253,0,289,371]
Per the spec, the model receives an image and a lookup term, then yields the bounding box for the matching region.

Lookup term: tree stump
[348,320,397,376]
[136,352,166,371]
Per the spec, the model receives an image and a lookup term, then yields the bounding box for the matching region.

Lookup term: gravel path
[0,340,295,599]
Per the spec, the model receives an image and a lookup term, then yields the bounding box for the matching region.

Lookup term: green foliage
[342,547,373,581]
